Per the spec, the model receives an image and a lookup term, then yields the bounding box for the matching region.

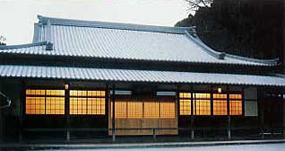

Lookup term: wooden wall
[108,96,178,135]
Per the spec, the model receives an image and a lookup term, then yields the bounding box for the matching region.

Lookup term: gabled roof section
[0,15,279,67]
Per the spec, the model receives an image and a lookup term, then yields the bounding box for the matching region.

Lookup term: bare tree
[185,0,213,11]
[0,35,6,45]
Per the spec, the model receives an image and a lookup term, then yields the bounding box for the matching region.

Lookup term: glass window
[144,101,160,118]
[213,100,227,115]
[127,101,143,118]
[229,94,242,115]
[25,89,65,115]
[193,93,211,115]
[179,92,191,115]
[213,93,227,115]
[194,100,211,115]
[160,101,175,118]
[69,90,105,115]
[111,99,175,119]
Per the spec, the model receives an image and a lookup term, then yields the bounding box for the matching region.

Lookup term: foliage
[0,35,6,45]
[177,0,284,61]
[185,0,213,12]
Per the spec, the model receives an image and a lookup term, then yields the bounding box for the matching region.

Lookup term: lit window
[194,100,211,115]
[160,101,175,118]
[111,99,175,119]
[179,92,191,99]
[213,100,227,115]
[144,101,159,118]
[180,99,191,115]
[70,90,105,115]
[213,93,227,115]
[179,92,191,115]
[229,94,242,115]
[193,93,211,115]
[127,101,143,118]
[114,101,127,118]
[25,89,65,115]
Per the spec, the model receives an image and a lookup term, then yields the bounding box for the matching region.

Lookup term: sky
[0,0,190,45]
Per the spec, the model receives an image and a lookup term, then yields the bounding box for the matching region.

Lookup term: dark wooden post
[190,86,194,140]
[105,84,109,134]
[112,84,116,142]
[176,86,180,136]
[226,86,231,140]
[258,88,264,139]
[19,81,25,143]
[0,107,2,146]
[282,94,285,138]
[65,83,70,142]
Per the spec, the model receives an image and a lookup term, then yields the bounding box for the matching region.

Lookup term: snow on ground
[38,143,285,151]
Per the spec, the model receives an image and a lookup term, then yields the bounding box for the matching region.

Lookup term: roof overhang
[0,65,284,87]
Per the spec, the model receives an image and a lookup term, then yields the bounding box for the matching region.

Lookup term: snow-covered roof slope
[0,65,284,87]
[0,15,278,66]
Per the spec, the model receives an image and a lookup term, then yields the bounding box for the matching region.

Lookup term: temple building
[0,15,284,142]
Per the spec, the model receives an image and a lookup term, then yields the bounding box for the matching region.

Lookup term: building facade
[0,15,284,143]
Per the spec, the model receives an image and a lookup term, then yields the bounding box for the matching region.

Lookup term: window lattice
[25,89,65,115]
[69,90,105,115]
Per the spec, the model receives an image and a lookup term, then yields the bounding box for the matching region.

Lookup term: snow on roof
[0,65,284,87]
[0,15,278,67]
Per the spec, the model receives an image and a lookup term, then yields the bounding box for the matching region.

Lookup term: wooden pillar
[226,86,231,140]
[0,107,2,145]
[111,84,116,142]
[282,94,285,138]
[19,81,25,143]
[258,88,264,139]
[105,84,109,133]
[176,86,180,135]
[65,83,70,142]
[190,86,194,140]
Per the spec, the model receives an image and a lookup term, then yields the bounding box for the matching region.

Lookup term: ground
[33,143,285,151]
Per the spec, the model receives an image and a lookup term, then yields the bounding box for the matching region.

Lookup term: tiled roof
[0,15,278,66]
[0,65,284,87]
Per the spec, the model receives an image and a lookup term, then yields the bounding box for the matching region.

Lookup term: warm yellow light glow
[144,101,160,118]
[179,99,191,115]
[111,99,176,119]
[194,100,211,115]
[25,89,65,115]
[65,84,69,90]
[213,100,227,115]
[218,88,222,93]
[160,101,175,118]
[230,100,242,115]
[70,90,106,115]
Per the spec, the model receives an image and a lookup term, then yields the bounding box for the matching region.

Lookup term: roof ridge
[0,41,47,50]
[37,15,193,34]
